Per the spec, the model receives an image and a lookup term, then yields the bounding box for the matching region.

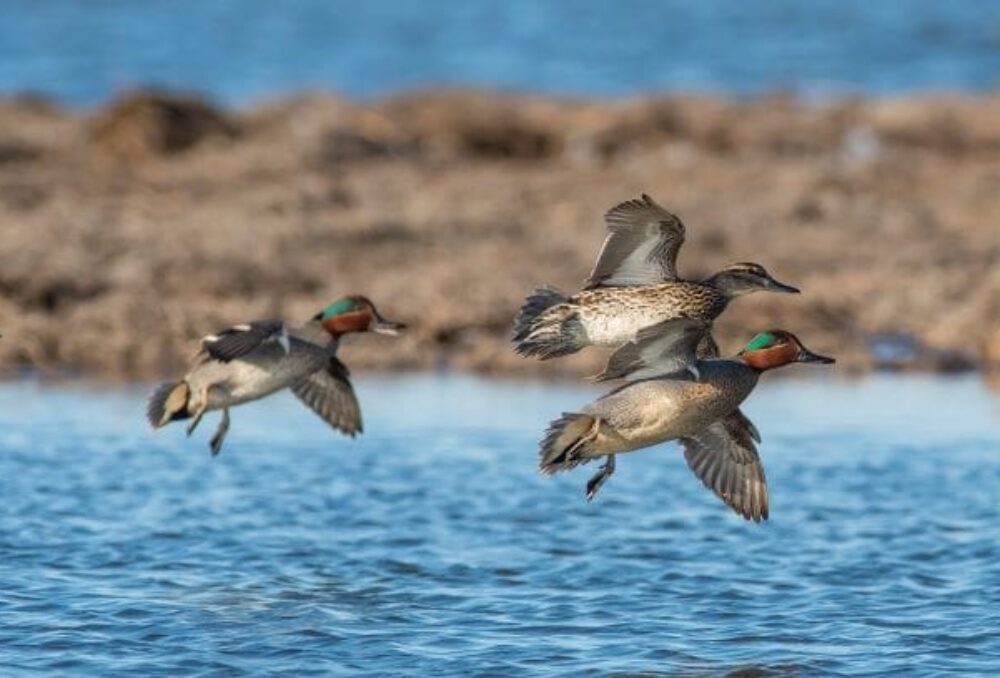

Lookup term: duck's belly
[584,373,752,457]
[217,363,302,406]
[580,381,690,455]
[189,353,323,410]
[574,284,725,346]
[580,306,666,346]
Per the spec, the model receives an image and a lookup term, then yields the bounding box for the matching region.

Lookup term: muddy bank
[0,89,998,380]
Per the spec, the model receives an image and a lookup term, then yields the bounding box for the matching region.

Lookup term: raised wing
[680,413,768,522]
[291,357,363,437]
[593,317,708,382]
[201,320,289,363]
[585,194,686,288]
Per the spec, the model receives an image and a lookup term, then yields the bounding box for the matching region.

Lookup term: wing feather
[585,194,686,287]
[291,357,363,437]
[680,413,769,522]
[594,317,708,381]
[201,319,288,362]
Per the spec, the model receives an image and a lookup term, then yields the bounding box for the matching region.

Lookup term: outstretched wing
[291,357,363,437]
[730,407,761,444]
[200,320,289,362]
[680,413,768,522]
[585,194,686,288]
[593,317,708,382]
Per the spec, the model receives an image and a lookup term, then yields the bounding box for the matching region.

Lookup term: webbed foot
[186,408,205,437]
[585,454,616,502]
[209,408,230,456]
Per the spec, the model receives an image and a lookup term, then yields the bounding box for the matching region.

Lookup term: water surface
[2,1,1000,105]
[0,374,998,674]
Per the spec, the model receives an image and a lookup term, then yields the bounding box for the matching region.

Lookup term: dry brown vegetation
[0,89,998,380]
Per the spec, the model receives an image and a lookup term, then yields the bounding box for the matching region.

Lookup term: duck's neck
[297,320,339,347]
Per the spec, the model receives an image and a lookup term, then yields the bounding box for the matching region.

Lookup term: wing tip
[604,195,648,220]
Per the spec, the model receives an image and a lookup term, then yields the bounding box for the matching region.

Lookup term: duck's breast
[682,361,759,428]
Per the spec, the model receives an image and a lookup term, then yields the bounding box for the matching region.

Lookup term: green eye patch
[320,298,358,320]
[745,332,777,352]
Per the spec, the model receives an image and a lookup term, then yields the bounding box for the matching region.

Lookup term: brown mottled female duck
[513,194,799,359]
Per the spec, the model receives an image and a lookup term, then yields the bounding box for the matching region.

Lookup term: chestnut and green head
[313,295,406,337]
[707,262,800,298]
[738,330,834,372]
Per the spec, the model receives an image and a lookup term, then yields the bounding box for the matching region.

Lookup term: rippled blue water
[1,374,998,674]
[2,1,999,105]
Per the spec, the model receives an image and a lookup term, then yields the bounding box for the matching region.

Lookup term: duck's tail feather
[147,381,190,428]
[539,413,599,474]
[512,287,584,359]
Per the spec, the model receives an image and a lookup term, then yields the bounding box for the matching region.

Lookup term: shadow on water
[0,373,998,673]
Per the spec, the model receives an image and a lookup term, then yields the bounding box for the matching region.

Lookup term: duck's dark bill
[767,278,801,294]
[796,348,835,364]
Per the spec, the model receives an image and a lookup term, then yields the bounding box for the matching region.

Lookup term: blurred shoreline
[0,88,998,381]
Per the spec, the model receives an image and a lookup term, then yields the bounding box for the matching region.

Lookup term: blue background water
[2,0,1000,105]
[1,374,998,674]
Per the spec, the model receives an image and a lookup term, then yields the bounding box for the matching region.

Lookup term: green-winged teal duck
[538,319,834,521]
[513,194,799,359]
[147,295,405,455]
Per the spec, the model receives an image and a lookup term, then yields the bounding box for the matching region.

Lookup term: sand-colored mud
[0,89,998,380]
